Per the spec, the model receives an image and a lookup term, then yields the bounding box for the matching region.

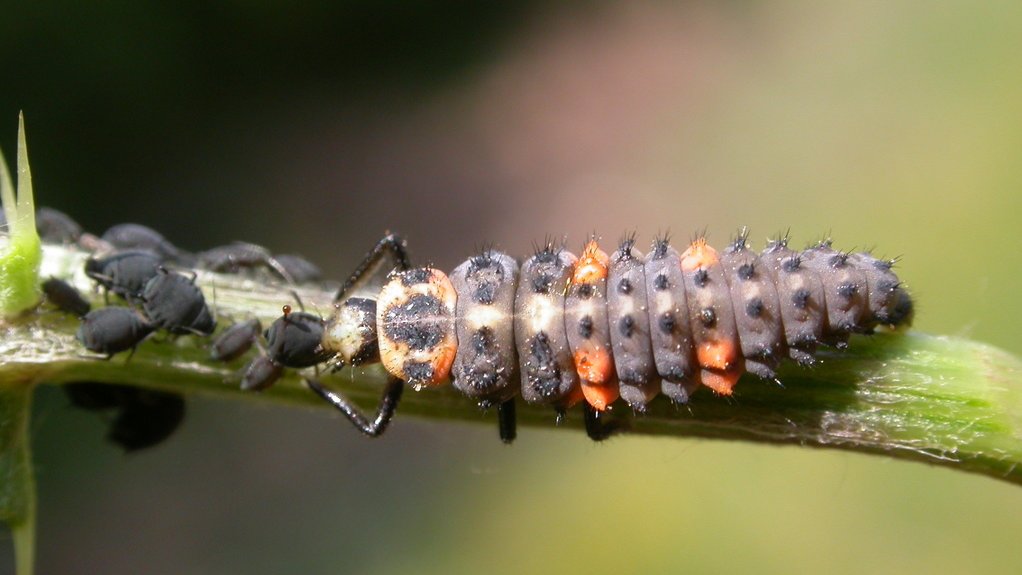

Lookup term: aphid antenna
[288,290,306,313]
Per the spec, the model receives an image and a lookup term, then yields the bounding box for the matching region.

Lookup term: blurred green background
[3,1,1022,573]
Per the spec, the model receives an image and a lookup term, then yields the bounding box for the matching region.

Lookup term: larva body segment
[450,251,520,405]
[642,242,700,404]
[607,241,659,411]
[759,240,827,365]
[720,237,786,380]
[565,241,618,411]
[679,240,744,395]
[513,248,582,409]
[800,243,868,348]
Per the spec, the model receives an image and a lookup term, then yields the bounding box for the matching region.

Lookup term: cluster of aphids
[21,207,320,451]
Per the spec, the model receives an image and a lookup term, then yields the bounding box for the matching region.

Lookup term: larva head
[323,297,380,366]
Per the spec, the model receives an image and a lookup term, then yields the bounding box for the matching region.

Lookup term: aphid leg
[497,399,517,444]
[304,376,404,438]
[334,234,411,302]
[583,403,620,442]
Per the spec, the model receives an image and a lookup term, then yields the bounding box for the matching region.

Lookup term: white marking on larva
[465,305,504,330]
[324,305,365,362]
[527,297,556,332]
[655,291,673,314]
[620,297,634,316]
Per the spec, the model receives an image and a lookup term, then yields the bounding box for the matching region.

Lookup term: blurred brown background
[3,1,1022,573]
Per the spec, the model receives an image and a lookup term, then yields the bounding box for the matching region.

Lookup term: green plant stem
[3,244,1022,490]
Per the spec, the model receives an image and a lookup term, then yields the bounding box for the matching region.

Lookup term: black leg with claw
[305,376,404,438]
[334,233,411,302]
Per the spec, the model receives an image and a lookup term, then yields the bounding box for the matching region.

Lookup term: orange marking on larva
[573,240,609,284]
[696,339,738,371]
[700,369,741,395]
[573,347,614,384]
[581,382,620,411]
[427,342,457,386]
[680,238,718,271]
[565,384,586,409]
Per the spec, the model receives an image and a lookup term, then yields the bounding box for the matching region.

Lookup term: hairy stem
[3,244,1022,489]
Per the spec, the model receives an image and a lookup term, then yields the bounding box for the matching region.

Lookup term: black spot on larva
[578,315,594,339]
[699,307,716,327]
[531,273,554,294]
[617,278,633,294]
[473,283,496,305]
[837,283,858,298]
[874,258,894,271]
[658,312,675,334]
[876,278,898,293]
[400,268,430,286]
[576,284,595,299]
[792,288,811,309]
[618,236,636,257]
[693,269,709,288]
[663,365,688,381]
[651,238,669,259]
[757,345,774,360]
[469,253,495,273]
[829,253,849,268]
[745,298,764,318]
[793,333,817,347]
[472,327,495,353]
[382,294,444,351]
[527,332,562,398]
[403,361,435,384]
[533,245,559,263]
[738,263,755,280]
[839,320,857,333]
[619,315,635,338]
[468,370,498,393]
[653,274,669,291]
[782,256,801,272]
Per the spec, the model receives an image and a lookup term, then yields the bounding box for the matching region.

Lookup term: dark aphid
[76,307,154,357]
[101,223,184,262]
[107,389,186,452]
[141,269,216,336]
[238,305,332,392]
[36,206,83,244]
[274,254,323,284]
[197,241,295,284]
[85,250,163,301]
[264,305,331,368]
[210,318,262,362]
[41,277,91,317]
[63,383,186,451]
[240,355,285,391]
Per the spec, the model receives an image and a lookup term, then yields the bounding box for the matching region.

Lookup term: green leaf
[0,113,42,318]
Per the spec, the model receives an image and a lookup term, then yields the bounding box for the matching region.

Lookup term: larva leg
[497,398,517,444]
[334,233,412,302]
[583,403,620,441]
[304,376,404,437]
